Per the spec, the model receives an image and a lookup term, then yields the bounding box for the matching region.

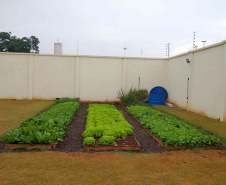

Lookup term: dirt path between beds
[56,103,88,152]
[115,105,165,153]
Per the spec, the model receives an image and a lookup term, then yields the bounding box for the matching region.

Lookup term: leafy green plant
[100,136,115,145]
[55,97,79,103]
[127,105,220,147]
[83,104,134,146]
[4,102,79,144]
[117,88,148,106]
[83,137,95,146]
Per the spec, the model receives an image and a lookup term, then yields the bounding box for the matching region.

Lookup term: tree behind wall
[0,32,40,53]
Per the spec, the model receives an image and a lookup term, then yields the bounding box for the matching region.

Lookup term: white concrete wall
[1,40,226,121]
[79,56,123,101]
[33,55,76,99]
[126,58,168,93]
[0,54,29,99]
[0,53,166,101]
[167,54,189,109]
[167,41,226,121]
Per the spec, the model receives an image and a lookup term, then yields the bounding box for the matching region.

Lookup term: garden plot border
[122,105,219,151]
[84,136,141,151]
[5,143,57,150]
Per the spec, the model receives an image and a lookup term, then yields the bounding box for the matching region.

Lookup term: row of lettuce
[127,105,220,147]
[4,101,79,144]
[83,104,133,146]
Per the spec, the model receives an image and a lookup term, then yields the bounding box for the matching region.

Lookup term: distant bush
[117,88,148,106]
[55,97,79,103]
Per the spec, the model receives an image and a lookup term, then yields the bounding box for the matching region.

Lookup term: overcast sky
[1,0,226,57]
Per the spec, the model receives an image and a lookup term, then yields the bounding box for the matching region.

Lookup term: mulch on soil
[115,105,165,153]
[56,103,88,152]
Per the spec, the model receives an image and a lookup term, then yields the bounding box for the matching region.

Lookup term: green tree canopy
[0,32,40,53]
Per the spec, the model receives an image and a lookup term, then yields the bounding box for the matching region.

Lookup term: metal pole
[193,32,195,50]
[166,44,168,57]
[77,40,78,55]
[124,42,127,57]
[168,43,170,58]
[201,41,206,47]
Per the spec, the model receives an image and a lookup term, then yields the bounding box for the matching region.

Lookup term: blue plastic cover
[150,86,168,100]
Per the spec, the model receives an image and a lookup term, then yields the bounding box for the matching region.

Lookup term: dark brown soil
[0,141,4,153]
[115,105,165,153]
[56,103,88,152]
[94,136,139,147]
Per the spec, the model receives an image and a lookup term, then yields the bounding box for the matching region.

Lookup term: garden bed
[122,105,220,151]
[82,104,142,152]
[4,102,79,151]
[84,136,141,151]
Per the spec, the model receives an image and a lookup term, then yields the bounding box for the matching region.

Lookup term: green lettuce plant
[127,105,220,147]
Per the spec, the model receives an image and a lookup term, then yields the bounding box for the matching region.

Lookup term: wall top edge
[0,52,165,60]
[168,40,226,59]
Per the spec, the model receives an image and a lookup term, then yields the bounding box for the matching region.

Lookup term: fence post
[122,58,127,91]
[28,54,34,99]
[220,40,226,121]
[75,56,80,98]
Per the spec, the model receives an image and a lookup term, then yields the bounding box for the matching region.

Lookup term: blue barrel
[148,94,165,105]
[148,86,168,105]
[150,86,168,100]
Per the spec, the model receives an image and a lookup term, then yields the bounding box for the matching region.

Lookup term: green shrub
[100,136,115,145]
[56,97,79,103]
[117,88,148,106]
[83,137,95,146]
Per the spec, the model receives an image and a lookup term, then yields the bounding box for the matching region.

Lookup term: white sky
[1,0,226,57]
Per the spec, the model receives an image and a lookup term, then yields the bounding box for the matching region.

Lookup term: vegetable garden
[2,94,221,152]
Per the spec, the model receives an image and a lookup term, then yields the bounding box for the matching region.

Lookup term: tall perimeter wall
[0,40,226,121]
[0,53,167,101]
[167,40,226,121]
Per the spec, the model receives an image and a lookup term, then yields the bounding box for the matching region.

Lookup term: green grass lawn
[0,100,54,139]
[153,105,226,142]
[0,151,226,185]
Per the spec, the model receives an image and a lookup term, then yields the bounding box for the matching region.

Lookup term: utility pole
[167,43,170,58]
[166,44,168,57]
[201,41,206,47]
[30,38,35,53]
[123,42,127,57]
[193,31,196,50]
[77,40,78,55]
[141,49,143,57]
